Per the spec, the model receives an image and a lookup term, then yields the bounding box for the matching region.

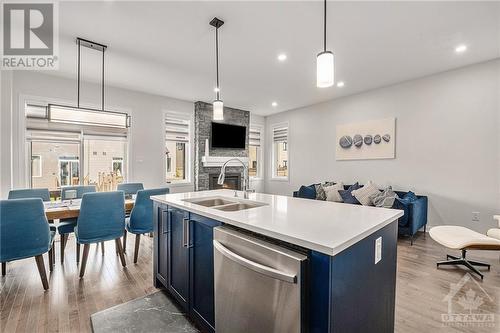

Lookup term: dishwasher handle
[213,240,297,284]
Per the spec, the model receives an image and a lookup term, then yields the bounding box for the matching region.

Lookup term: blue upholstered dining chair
[75,191,126,277]
[122,188,170,263]
[58,185,96,263]
[5,188,55,276]
[117,183,144,198]
[0,198,56,290]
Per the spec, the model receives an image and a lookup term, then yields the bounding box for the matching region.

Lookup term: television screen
[211,122,246,149]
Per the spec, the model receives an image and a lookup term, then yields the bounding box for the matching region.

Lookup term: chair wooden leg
[101,242,105,256]
[35,255,49,290]
[76,242,81,263]
[48,247,54,272]
[60,234,66,263]
[2,262,6,276]
[115,238,127,267]
[134,234,141,264]
[122,229,127,253]
[149,232,153,238]
[79,244,90,278]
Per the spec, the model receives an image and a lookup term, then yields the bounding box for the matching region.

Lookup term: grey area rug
[91,291,199,333]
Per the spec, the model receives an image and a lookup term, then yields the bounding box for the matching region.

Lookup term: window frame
[164,110,193,187]
[31,154,42,178]
[271,122,289,181]
[249,124,264,180]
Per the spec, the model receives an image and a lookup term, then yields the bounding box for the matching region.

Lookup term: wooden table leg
[79,244,90,278]
[35,255,49,290]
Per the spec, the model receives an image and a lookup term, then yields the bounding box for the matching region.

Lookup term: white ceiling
[49,1,500,116]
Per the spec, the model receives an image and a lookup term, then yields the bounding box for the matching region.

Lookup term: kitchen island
[152,189,403,333]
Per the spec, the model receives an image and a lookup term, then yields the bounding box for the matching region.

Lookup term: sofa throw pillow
[351,181,381,206]
[324,182,344,202]
[314,184,327,200]
[338,183,361,204]
[371,186,399,208]
[298,185,316,200]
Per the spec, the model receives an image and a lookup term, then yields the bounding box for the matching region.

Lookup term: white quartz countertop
[151,190,403,256]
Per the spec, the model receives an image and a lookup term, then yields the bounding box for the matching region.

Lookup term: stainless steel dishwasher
[213,226,307,333]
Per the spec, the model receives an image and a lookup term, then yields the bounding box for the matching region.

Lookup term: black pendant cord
[77,39,81,107]
[323,0,327,52]
[102,48,105,111]
[215,27,220,101]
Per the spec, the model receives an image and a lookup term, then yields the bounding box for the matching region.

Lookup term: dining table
[44,198,135,220]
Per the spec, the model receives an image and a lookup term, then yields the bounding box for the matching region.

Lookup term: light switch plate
[375,237,382,264]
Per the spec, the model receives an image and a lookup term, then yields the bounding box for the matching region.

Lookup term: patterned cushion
[314,184,326,200]
[352,181,381,206]
[338,183,361,204]
[324,183,344,202]
[371,186,399,208]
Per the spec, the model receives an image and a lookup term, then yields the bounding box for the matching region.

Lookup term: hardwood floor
[1,233,499,332]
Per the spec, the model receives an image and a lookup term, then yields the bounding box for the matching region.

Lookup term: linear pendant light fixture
[210,17,224,121]
[48,38,130,129]
[316,0,335,88]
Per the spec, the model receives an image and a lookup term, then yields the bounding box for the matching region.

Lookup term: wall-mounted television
[211,122,246,149]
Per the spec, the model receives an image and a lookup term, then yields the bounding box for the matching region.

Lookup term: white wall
[1,71,195,197]
[265,60,500,232]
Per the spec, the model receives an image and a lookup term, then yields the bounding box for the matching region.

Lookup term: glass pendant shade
[316,51,335,88]
[213,100,224,120]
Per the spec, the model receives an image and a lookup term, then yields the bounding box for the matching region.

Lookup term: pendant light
[316,0,334,88]
[210,17,224,120]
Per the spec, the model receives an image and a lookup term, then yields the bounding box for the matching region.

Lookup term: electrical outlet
[375,237,382,264]
[472,212,480,222]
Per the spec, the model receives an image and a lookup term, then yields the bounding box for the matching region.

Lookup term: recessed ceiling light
[272,102,278,107]
[455,44,467,53]
[277,54,287,62]
[337,81,345,87]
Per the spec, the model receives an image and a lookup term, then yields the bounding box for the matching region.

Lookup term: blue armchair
[58,185,96,263]
[123,188,170,263]
[0,198,55,290]
[75,191,126,277]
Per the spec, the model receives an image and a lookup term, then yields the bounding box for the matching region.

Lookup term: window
[31,155,42,178]
[84,138,127,186]
[29,139,81,190]
[272,124,289,179]
[249,126,262,178]
[165,112,191,183]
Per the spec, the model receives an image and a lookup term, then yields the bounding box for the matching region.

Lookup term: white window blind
[165,114,190,142]
[249,126,261,147]
[273,126,288,142]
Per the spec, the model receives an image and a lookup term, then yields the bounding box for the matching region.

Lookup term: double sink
[183,196,267,212]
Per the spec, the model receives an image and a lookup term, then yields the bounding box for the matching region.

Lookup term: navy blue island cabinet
[154,202,398,333]
[153,203,221,333]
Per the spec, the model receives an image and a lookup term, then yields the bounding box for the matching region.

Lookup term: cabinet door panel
[167,208,189,310]
[189,213,222,332]
[157,208,170,286]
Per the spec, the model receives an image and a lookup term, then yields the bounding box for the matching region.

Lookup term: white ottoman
[429,226,500,279]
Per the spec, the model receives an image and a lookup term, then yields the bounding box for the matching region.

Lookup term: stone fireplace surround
[194,101,250,191]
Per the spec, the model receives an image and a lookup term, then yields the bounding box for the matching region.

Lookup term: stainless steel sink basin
[183,197,236,207]
[214,202,267,211]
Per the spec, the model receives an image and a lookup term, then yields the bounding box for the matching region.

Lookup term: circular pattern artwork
[364,135,373,145]
[383,134,391,142]
[339,135,353,148]
[373,134,381,144]
[353,134,363,147]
